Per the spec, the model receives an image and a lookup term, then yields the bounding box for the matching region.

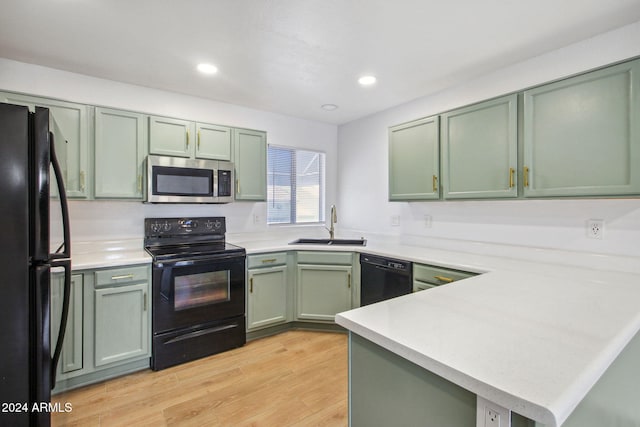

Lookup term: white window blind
[267,146,325,224]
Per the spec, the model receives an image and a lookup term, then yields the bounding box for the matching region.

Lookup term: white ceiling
[1,0,640,125]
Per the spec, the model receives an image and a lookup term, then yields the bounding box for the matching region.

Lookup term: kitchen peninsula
[335,254,640,427]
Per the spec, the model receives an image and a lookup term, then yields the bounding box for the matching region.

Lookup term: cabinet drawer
[297,251,353,265]
[247,252,287,269]
[413,264,476,286]
[95,265,149,287]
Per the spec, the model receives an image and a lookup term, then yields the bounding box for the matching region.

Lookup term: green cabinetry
[149,115,232,161]
[233,128,267,201]
[0,92,90,198]
[94,265,150,367]
[247,253,289,331]
[51,264,151,393]
[296,251,353,322]
[94,107,147,199]
[523,59,640,197]
[389,116,440,200]
[196,122,232,160]
[441,94,518,199]
[51,273,84,375]
[413,263,477,292]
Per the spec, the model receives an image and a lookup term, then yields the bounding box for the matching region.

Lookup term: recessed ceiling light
[197,63,218,75]
[321,104,339,111]
[358,75,377,86]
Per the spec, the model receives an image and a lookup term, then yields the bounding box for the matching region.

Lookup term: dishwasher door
[360,254,413,306]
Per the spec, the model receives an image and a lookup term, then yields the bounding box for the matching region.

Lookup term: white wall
[0,58,338,241]
[337,21,640,257]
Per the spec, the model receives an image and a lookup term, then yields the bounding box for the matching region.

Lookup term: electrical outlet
[587,219,604,239]
[391,216,400,226]
[477,397,511,427]
[485,408,501,427]
[424,214,432,228]
[253,214,261,224]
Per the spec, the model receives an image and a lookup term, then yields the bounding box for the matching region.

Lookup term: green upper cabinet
[148,115,195,158]
[94,107,147,199]
[196,122,232,160]
[233,128,267,201]
[523,59,640,197]
[389,116,440,200]
[441,94,518,199]
[149,115,232,161]
[0,92,90,198]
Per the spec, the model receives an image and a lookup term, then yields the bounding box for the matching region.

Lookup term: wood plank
[52,330,347,426]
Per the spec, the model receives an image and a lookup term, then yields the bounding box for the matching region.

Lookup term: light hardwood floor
[52,330,348,426]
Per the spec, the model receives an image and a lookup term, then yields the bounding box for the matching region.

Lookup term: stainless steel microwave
[146,155,234,203]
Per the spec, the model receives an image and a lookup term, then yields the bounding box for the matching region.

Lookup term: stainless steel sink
[289,238,367,246]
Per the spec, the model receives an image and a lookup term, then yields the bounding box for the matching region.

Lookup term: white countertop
[71,232,640,426]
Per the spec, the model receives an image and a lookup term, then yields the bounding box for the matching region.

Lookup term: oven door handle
[154,254,245,268]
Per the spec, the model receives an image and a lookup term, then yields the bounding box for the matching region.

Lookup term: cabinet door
[233,128,267,200]
[296,265,352,321]
[95,107,147,198]
[247,265,288,330]
[389,116,440,200]
[50,273,84,374]
[196,123,232,160]
[0,92,90,198]
[94,282,149,367]
[149,115,195,158]
[441,95,518,199]
[523,59,640,197]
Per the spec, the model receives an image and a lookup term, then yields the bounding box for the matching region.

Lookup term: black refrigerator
[0,102,72,426]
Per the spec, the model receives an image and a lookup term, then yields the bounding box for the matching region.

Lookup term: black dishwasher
[360,254,413,306]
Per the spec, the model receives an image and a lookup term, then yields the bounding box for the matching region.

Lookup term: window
[267,146,325,224]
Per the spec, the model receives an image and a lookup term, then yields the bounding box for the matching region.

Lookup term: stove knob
[204,220,213,229]
[151,223,161,233]
[214,220,222,229]
[163,222,172,232]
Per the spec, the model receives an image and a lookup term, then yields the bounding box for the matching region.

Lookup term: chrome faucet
[328,205,337,240]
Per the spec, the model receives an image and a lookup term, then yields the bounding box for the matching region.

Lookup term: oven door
[153,254,245,334]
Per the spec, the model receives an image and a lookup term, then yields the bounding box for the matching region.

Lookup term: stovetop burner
[144,217,245,261]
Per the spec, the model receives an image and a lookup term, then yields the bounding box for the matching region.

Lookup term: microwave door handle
[49,131,71,259]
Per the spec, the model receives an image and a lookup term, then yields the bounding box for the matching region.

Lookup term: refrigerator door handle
[49,259,71,389]
[49,131,71,260]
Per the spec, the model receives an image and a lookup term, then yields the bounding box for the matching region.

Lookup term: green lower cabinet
[523,58,640,197]
[247,264,288,330]
[441,94,518,199]
[389,116,440,200]
[233,128,267,201]
[94,281,149,367]
[296,264,352,322]
[51,273,84,375]
[94,107,147,198]
[349,333,535,427]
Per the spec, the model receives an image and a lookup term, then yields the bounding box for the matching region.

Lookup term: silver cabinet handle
[111,274,134,280]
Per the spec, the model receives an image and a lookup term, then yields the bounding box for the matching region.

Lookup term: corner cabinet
[389,116,440,200]
[233,128,267,201]
[94,107,147,199]
[51,264,151,393]
[296,251,354,322]
[523,58,640,197]
[247,253,289,331]
[0,92,90,198]
[441,94,518,199]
